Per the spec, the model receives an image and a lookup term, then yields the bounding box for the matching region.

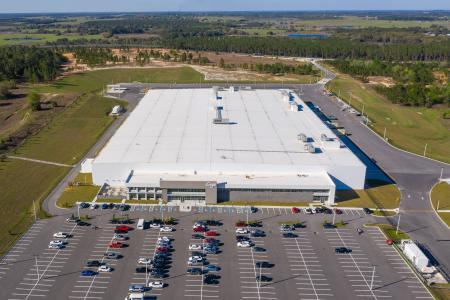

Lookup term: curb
[428,182,450,230]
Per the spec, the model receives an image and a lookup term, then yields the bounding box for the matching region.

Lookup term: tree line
[0,46,66,83]
[329,59,449,107]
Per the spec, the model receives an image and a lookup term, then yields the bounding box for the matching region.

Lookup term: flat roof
[95,88,363,174]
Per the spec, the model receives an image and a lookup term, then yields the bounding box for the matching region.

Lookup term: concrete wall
[218,190,329,203]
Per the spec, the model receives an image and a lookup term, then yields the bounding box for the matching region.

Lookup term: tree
[0,81,13,99]
[28,92,41,111]
[219,58,225,68]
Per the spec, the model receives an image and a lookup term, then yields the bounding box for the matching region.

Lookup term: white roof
[94,88,365,189]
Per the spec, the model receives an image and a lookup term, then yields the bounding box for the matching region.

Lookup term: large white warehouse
[91,87,366,204]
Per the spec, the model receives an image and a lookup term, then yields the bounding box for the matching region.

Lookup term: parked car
[113,234,128,241]
[101,203,109,209]
[115,225,131,232]
[128,285,146,293]
[187,268,203,275]
[148,281,164,288]
[188,255,203,262]
[137,257,152,265]
[280,224,294,232]
[363,208,373,215]
[160,226,174,232]
[255,261,273,268]
[81,269,97,276]
[86,260,102,267]
[253,247,266,252]
[76,220,91,226]
[204,274,220,285]
[256,275,272,282]
[205,265,221,272]
[335,247,352,254]
[97,265,113,272]
[291,207,300,214]
[236,235,250,242]
[90,204,98,210]
[205,231,218,236]
[79,202,90,209]
[323,223,336,229]
[250,207,258,213]
[103,252,120,259]
[48,244,63,249]
[237,241,252,248]
[193,226,207,233]
[109,241,124,248]
[135,267,151,273]
[283,232,298,238]
[189,244,203,251]
[158,236,171,243]
[235,228,248,234]
[150,223,161,229]
[334,208,343,215]
[53,232,70,238]
[192,234,204,239]
[235,221,247,227]
[125,293,145,300]
[49,240,64,246]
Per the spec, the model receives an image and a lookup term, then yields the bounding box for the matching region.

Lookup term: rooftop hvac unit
[320,134,329,141]
[297,133,307,142]
[213,106,230,124]
[304,143,316,153]
[212,86,219,100]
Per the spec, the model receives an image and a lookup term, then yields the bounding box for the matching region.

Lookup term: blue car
[101,203,109,209]
[81,269,96,276]
[205,265,221,272]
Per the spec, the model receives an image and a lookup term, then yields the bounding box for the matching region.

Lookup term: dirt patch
[0,89,79,152]
[367,76,395,87]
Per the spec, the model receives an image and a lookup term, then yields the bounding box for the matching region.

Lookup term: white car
[125,293,144,300]
[192,222,205,228]
[150,223,161,228]
[53,232,69,238]
[237,241,252,248]
[97,265,112,272]
[188,255,203,262]
[189,244,203,250]
[160,226,174,232]
[137,257,152,265]
[49,240,64,246]
[235,228,248,234]
[48,244,63,249]
[148,281,164,288]
[158,236,170,243]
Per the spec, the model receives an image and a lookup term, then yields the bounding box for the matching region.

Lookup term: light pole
[145,261,148,287]
[77,203,80,219]
[396,213,401,235]
[440,167,443,180]
[423,144,428,157]
[383,127,387,140]
[33,200,37,221]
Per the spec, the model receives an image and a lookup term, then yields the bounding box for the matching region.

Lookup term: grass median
[431,182,450,226]
[326,74,450,164]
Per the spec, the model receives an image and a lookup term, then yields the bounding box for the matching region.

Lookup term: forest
[0,46,65,83]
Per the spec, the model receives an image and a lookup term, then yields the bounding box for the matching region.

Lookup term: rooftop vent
[304,143,316,153]
[297,133,307,142]
[320,134,330,141]
[213,106,230,124]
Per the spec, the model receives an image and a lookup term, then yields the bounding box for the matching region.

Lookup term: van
[125,293,144,300]
[137,218,145,230]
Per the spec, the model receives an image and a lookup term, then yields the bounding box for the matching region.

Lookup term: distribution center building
[91,87,366,205]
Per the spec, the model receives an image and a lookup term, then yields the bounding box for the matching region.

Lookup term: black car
[363,208,373,215]
[256,275,272,282]
[323,223,336,229]
[203,274,220,285]
[76,220,91,226]
[152,272,167,278]
[255,261,273,268]
[322,208,332,214]
[283,232,298,238]
[250,231,265,237]
[192,234,204,239]
[86,260,102,267]
[250,207,258,213]
[205,220,222,226]
[186,268,203,275]
[136,267,151,273]
[79,202,90,208]
[236,235,250,242]
[335,247,352,254]
[253,247,266,252]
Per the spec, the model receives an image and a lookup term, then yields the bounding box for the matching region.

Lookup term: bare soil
[367,76,395,87]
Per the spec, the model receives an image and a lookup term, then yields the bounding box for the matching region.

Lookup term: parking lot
[0,205,432,300]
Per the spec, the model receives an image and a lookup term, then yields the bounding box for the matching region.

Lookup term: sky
[1,0,449,13]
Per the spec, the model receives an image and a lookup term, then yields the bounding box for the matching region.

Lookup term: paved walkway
[7,155,74,168]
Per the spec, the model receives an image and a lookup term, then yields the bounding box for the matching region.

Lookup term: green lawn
[0,33,102,46]
[367,223,410,242]
[335,180,401,209]
[0,159,67,256]
[326,74,450,163]
[125,200,159,205]
[431,182,450,211]
[36,67,205,94]
[0,94,123,256]
[57,185,100,208]
[13,94,125,164]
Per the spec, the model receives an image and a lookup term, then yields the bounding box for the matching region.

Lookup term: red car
[109,241,124,248]
[193,226,207,232]
[334,208,343,215]
[235,221,246,227]
[205,231,219,237]
[291,207,300,214]
[115,225,131,232]
[203,238,217,243]
[156,247,169,253]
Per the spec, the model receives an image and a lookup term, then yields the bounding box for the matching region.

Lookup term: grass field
[0,94,124,256]
[367,223,410,242]
[326,74,450,164]
[0,33,102,46]
[431,182,450,226]
[57,185,100,208]
[335,180,401,209]
[13,94,125,164]
[36,67,205,94]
